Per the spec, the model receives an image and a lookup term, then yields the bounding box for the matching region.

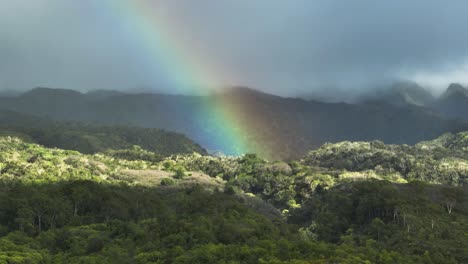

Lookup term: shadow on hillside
[0,179,283,236]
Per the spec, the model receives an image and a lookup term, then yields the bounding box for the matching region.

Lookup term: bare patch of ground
[118,169,225,189]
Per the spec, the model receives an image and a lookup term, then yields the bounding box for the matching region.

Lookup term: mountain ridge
[1,85,467,159]
[431,83,468,121]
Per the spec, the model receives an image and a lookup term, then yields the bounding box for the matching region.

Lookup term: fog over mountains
[3,1,468,97]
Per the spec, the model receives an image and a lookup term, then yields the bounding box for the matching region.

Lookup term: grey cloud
[1,0,468,99]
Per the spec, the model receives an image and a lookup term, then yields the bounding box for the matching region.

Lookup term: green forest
[0,132,467,263]
[3,2,468,263]
[0,123,207,156]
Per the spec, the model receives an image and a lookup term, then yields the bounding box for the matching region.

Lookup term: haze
[2,0,468,100]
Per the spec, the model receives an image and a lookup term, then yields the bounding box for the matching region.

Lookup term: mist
[2,0,468,100]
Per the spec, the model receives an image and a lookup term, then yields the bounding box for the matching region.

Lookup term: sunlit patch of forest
[0,132,467,263]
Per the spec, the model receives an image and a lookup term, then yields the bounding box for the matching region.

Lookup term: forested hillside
[303,132,468,186]
[0,132,466,263]
[0,110,207,156]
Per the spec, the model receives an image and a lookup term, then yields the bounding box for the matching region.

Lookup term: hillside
[0,133,466,263]
[0,110,207,156]
[0,87,466,159]
[302,132,468,186]
[360,81,435,107]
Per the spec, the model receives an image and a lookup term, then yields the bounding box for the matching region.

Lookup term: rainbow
[94,0,264,156]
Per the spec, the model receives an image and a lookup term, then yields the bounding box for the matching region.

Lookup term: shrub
[160,178,175,186]
[173,167,186,179]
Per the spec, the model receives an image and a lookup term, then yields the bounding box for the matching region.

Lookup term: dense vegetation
[0,132,466,263]
[303,132,468,185]
[0,115,207,156]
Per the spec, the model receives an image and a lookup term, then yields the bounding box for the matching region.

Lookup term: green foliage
[289,180,468,263]
[160,178,175,186]
[104,145,163,162]
[0,134,467,263]
[0,180,440,264]
[303,132,468,185]
[0,136,156,183]
[173,166,186,179]
[0,123,207,156]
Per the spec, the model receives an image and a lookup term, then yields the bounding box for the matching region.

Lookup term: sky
[1,0,468,99]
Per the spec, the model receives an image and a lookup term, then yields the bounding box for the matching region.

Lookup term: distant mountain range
[431,83,468,121]
[360,82,468,121]
[359,81,435,107]
[0,84,467,159]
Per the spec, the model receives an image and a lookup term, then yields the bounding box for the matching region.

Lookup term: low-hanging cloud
[1,0,468,99]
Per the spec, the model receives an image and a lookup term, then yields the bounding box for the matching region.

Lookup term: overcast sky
[1,0,468,98]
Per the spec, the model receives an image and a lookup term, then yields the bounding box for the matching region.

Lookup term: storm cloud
[1,0,468,98]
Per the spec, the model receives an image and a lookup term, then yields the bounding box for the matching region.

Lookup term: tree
[441,187,463,214]
[174,167,186,179]
[15,206,34,233]
[369,218,385,241]
[30,192,50,233]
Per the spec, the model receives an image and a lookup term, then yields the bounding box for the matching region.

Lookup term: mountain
[443,83,468,97]
[387,81,435,106]
[360,81,435,107]
[216,87,467,159]
[85,89,127,100]
[431,83,468,121]
[0,87,467,159]
[360,82,468,122]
